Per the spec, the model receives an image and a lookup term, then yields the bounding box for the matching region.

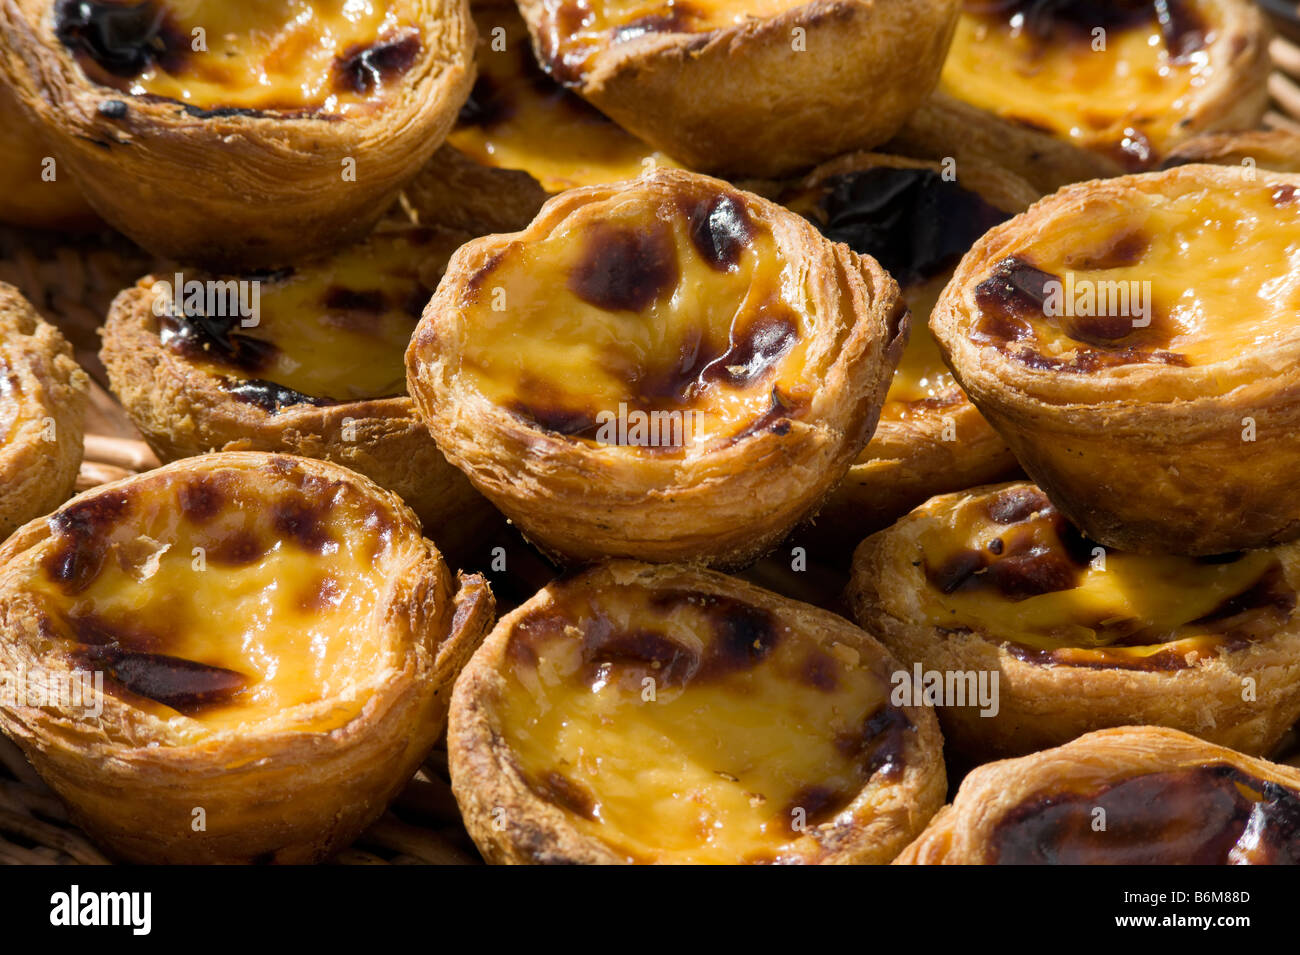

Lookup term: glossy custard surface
[971,181,1300,378]
[783,167,1009,418]
[156,227,445,411]
[941,0,1214,164]
[23,459,404,739]
[536,0,793,82]
[450,6,674,192]
[55,0,421,114]
[913,484,1294,669]
[455,185,822,449]
[990,765,1300,864]
[497,581,910,863]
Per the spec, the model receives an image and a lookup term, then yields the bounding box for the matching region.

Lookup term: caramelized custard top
[941,0,1216,165]
[909,484,1294,670]
[449,5,674,192]
[23,457,407,739]
[56,0,422,115]
[450,181,828,450]
[496,575,912,863]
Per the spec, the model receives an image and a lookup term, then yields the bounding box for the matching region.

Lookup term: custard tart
[450,560,946,864]
[939,0,1273,168]
[1162,128,1300,173]
[932,164,1300,555]
[0,452,495,864]
[772,153,1032,551]
[0,283,89,540]
[101,224,492,549]
[405,169,908,567]
[847,481,1300,759]
[406,0,674,234]
[514,0,961,177]
[895,726,1300,864]
[0,78,98,230]
[0,0,475,268]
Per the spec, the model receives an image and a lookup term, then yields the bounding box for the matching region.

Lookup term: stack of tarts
[0,0,1297,868]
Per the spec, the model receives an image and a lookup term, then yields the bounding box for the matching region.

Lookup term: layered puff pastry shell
[405,168,908,568]
[514,0,962,177]
[101,224,492,551]
[0,452,495,864]
[770,153,1033,552]
[0,76,98,230]
[406,0,674,235]
[895,727,1300,864]
[0,0,475,268]
[846,482,1300,759]
[0,283,88,540]
[939,0,1273,169]
[449,560,946,864]
[931,164,1300,556]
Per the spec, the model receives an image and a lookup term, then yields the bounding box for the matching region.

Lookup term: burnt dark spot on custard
[581,625,700,691]
[987,486,1050,524]
[969,0,1207,61]
[272,499,333,554]
[804,167,1011,286]
[177,474,230,523]
[1063,229,1150,271]
[69,612,163,654]
[507,400,597,437]
[800,648,839,692]
[205,530,271,567]
[988,764,1300,864]
[836,704,913,782]
[457,74,515,127]
[220,377,336,414]
[298,575,342,614]
[526,769,598,821]
[973,257,1056,327]
[610,3,702,44]
[323,287,387,313]
[1273,185,1300,207]
[568,221,678,312]
[334,30,421,96]
[160,311,277,374]
[783,784,854,827]
[685,193,753,271]
[73,644,248,716]
[701,313,798,388]
[730,387,801,444]
[44,490,132,595]
[55,0,186,80]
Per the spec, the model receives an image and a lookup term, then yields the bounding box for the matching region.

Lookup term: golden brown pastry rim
[99,261,493,549]
[1161,128,1300,173]
[0,0,476,269]
[0,282,88,540]
[448,559,947,864]
[405,168,908,568]
[846,482,1300,759]
[404,143,553,236]
[893,726,1300,864]
[515,0,961,177]
[0,451,496,864]
[931,164,1300,554]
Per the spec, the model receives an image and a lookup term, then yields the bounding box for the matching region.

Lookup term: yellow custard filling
[498,583,902,863]
[538,0,793,79]
[448,5,674,192]
[156,227,442,404]
[456,186,821,448]
[973,180,1300,374]
[913,484,1293,664]
[26,461,403,738]
[56,0,420,114]
[941,1,1214,162]
[884,279,957,411]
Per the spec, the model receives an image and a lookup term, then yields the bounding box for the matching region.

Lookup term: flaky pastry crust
[0,282,88,540]
[405,168,907,568]
[1162,128,1300,172]
[0,452,495,863]
[516,0,960,177]
[450,560,946,864]
[0,0,475,268]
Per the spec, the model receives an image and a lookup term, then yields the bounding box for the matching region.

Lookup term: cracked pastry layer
[0,451,495,864]
[0,282,88,541]
[406,0,674,234]
[931,164,1300,555]
[449,560,945,864]
[895,726,1300,864]
[769,153,1032,553]
[514,0,961,177]
[846,482,1300,759]
[0,0,474,268]
[405,168,907,567]
[101,224,493,552]
[939,0,1272,169]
